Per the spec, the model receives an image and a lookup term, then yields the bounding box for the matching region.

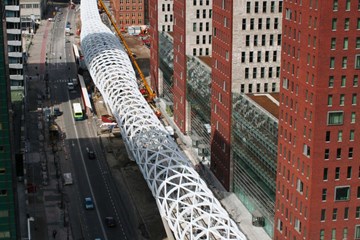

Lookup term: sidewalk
[20,17,72,240]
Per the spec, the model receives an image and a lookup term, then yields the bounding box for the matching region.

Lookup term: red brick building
[275,1,360,239]
[110,0,147,31]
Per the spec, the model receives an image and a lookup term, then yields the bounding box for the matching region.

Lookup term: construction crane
[97,0,156,103]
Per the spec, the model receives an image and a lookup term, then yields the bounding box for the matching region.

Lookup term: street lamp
[27,216,34,240]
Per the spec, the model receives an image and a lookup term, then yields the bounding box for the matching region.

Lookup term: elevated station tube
[80,0,246,239]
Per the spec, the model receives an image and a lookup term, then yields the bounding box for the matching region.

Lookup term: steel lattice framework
[80,1,246,239]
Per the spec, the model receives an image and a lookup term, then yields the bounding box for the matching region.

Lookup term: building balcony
[7,28,21,35]
[6,17,21,23]
[8,40,22,46]
[8,52,22,58]
[9,63,23,69]
[9,74,24,81]
[5,5,20,11]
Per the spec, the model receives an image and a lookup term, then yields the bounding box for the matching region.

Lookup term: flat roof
[246,93,279,119]
[198,56,212,68]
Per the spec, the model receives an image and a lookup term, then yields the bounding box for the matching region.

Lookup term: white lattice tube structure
[80,1,246,239]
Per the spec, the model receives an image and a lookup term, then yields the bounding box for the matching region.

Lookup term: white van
[63,173,73,185]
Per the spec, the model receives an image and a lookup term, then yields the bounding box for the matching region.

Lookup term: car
[87,150,96,159]
[84,197,94,209]
[105,217,116,227]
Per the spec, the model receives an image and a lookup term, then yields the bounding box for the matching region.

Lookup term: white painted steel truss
[80,1,246,239]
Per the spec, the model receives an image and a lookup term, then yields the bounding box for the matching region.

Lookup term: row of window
[323,167,358,181]
[194,34,212,45]
[193,0,210,6]
[119,19,143,25]
[330,55,360,69]
[19,4,39,8]
[328,94,358,106]
[164,14,173,22]
[161,3,172,12]
[323,147,355,160]
[320,226,360,240]
[325,129,356,142]
[119,13,142,17]
[245,34,282,47]
[333,0,360,11]
[161,25,172,32]
[245,66,280,79]
[119,6,143,10]
[193,22,210,32]
[241,17,280,31]
[240,82,277,94]
[329,75,359,88]
[320,205,360,222]
[331,37,360,50]
[119,0,143,3]
[241,50,279,63]
[195,9,212,19]
[192,47,210,56]
[332,18,360,31]
[246,1,283,14]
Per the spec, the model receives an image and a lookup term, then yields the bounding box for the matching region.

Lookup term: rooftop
[198,56,212,68]
[246,93,279,119]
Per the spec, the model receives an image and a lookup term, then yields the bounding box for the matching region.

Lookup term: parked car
[105,217,116,227]
[84,197,94,209]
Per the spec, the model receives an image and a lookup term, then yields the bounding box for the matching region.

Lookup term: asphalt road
[47,5,138,240]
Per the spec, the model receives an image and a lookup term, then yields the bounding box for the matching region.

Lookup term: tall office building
[0,2,18,239]
[5,0,24,91]
[211,0,282,189]
[275,1,360,239]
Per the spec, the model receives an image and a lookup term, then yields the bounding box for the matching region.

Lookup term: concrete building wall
[158,0,173,32]
[232,0,282,94]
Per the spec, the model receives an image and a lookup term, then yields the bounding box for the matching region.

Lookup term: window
[330,57,335,68]
[328,95,333,106]
[297,179,304,193]
[338,130,343,142]
[324,149,330,160]
[340,94,345,106]
[328,112,344,125]
[335,167,340,179]
[344,18,350,30]
[332,18,337,30]
[330,229,336,240]
[321,209,326,221]
[356,55,360,69]
[342,57,348,68]
[341,76,346,87]
[303,144,310,157]
[322,188,327,201]
[242,19,246,30]
[347,166,352,179]
[193,23,197,31]
[323,168,328,180]
[346,0,351,10]
[353,94,357,105]
[329,76,334,87]
[335,186,350,201]
[333,0,338,10]
[320,229,325,240]
[351,112,356,123]
[333,208,338,220]
[246,35,250,47]
[343,38,349,49]
[331,38,336,49]
[246,1,251,13]
[337,148,342,159]
[294,218,301,232]
[266,18,270,30]
[343,228,348,239]
[349,147,354,158]
[350,130,355,140]
[354,75,359,86]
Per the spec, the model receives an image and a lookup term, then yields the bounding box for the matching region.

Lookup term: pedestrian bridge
[80,0,246,239]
